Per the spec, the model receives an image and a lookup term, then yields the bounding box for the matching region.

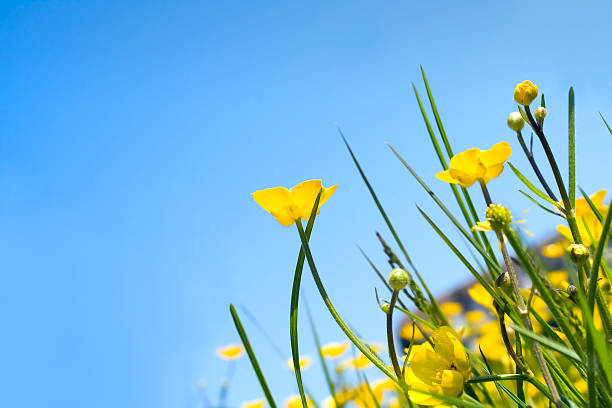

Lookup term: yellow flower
[287,356,312,371]
[440,302,462,316]
[400,323,431,342]
[541,242,565,258]
[465,310,486,324]
[338,353,373,371]
[435,142,512,187]
[252,180,337,226]
[557,190,608,246]
[548,270,569,288]
[404,327,471,406]
[320,341,350,359]
[216,344,245,360]
[242,399,266,408]
[513,80,539,106]
[285,395,314,408]
[467,283,496,314]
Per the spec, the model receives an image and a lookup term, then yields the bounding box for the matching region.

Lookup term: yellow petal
[448,148,482,175]
[242,399,267,408]
[465,310,486,324]
[440,369,465,397]
[287,356,312,371]
[541,242,565,258]
[291,180,336,220]
[216,344,245,360]
[320,341,349,358]
[406,381,441,406]
[440,302,462,316]
[435,169,462,185]
[483,163,505,181]
[252,187,296,226]
[480,142,512,167]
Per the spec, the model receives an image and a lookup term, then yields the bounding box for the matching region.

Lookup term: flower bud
[513,80,538,106]
[507,112,525,132]
[381,302,390,314]
[485,204,513,231]
[388,268,409,291]
[495,271,512,296]
[534,106,547,122]
[566,284,578,301]
[568,244,590,264]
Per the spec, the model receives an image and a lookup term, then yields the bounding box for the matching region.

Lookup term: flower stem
[479,180,563,408]
[516,130,558,202]
[387,290,403,380]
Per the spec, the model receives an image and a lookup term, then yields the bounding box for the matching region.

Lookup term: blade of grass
[587,197,612,312]
[289,191,322,408]
[568,87,576,206]
[229,304,277,408]
[506,323,580,362]
[518,189,564,217]
[508,162,565,212]
[304,298,337,408]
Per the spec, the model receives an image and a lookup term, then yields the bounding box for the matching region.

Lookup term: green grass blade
[518,189,564,217]
[506,323,581,362]
[294,220,401,385]
[289,191,322,408]
[304,299,337,407]
[508,162,564,211]
[600,112,612,136]
[229,304,278,408]
[569,87,576,206]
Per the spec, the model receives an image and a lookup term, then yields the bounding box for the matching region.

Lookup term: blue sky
[1,1,612,407]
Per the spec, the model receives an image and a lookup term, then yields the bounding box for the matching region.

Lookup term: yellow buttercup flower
[252,180,337,226]
[285,395,314,408]
[435,142,512,187]
[541,241,565,258]
[287,356,312,371]
[514,80,539,106]
[404,327,471,406]
[242,399,266,408]
[557,190,608,246]
[216,344,245,360]
[320,341,350,359]
[338,353,373,371]
[440,302,462,316]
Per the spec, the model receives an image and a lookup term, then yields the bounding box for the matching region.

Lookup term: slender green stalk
[479,181,562,407]
[386,290,403,379]
[229,304,277,408]
[568,88,576,205]
[289,191,322,408]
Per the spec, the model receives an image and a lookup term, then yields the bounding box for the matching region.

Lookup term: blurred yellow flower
[252,180,337,226]
[287,356,312,371]
[548,270,569,288]
[435,142,512,187]
[465,310,486,324]
[320,341,349,359]
[468,283,496,314]
[400,323,431,342]
[404,327,471,406]
[285,395,314,408]
[557,190,608,246]
[514,80,539,106]
[216,344,245,360]
[242,399,266,408]
[338,353,373,371]
[440,302,462,316]
[541,242,565,258]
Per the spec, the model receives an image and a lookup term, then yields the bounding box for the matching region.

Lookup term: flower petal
[480,142,512,167]
[448,148,482,175]
[440,369,465,397]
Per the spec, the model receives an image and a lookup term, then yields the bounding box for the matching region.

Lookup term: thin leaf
[229,304,277,408]
[508,162,564,212]
[506,323,581,362]
[518,189,564,217]
[568,87,576,206]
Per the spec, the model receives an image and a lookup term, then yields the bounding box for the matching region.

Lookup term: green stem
[387,290,403,379]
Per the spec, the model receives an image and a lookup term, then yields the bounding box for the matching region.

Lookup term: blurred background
[1,1,612,407]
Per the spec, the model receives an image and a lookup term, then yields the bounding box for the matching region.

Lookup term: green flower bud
[507,112,525,132]
[568,244,590,264]
[495,271,512,296]
[381,302,390,314]
[566,284,578,301]
[486,204,513,231]
[388,268,409,291]
[534,106,547,122]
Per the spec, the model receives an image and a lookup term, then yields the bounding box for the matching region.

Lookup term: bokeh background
[2,1,612,407]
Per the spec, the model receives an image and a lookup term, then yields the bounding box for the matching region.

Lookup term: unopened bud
[486,204,513,231]
[566,284,578,301]
[388,268,409,291]
[534,106,547,122]
[568,244,590,264]
[496,271,512,296]
[381,302,390,314]
[507,112,525,132]
[514,80,538,106]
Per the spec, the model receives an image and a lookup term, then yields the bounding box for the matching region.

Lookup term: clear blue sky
[2,1,612,407]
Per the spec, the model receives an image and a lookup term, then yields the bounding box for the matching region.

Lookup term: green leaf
[289,191,322,408]
[600,112,612,136]
[507,162,564,212]
[506,323,581,362]
[587,196,612,312]
[229,304,278,408]
[518,189,564,217]
[569,87,576,206]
